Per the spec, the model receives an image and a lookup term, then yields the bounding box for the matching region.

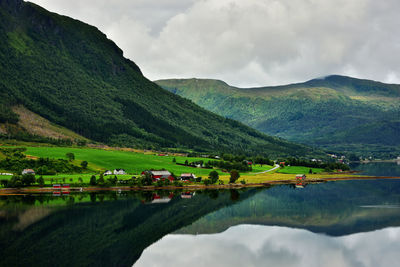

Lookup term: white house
[180,173,196,180]
[103,170,112,176]
[113,169,126,175]
[22,169,35,175]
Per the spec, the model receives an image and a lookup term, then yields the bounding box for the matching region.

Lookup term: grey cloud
[29,0,400,87]
[134,225,400,267]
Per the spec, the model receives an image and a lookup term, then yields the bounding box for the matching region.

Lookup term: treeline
[0,148,84,175]
[279,157,350,171]
[205,160,251,172]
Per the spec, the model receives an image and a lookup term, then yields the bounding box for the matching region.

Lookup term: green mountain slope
[156,76,400,157]
[0,0,317,157]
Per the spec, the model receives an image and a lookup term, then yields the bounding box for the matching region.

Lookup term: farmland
[277,166,324,174]
[0,146,274,184]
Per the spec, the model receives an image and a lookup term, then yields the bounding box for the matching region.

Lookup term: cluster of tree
[0,174,36,188]
[279,157,350,171]
[0,150,85,175]
[250,156,274,166]
[205,160,252,172]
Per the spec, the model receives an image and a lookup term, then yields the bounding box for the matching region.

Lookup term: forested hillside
[157,76,400,157]
[0,0,318,157]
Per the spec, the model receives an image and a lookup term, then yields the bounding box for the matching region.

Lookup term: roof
[150,170,172,176]
[181,173,194,177]
[23,169,35,172]
[114,169,125,171]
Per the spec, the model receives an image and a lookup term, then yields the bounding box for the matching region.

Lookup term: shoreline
[0,176,399,194]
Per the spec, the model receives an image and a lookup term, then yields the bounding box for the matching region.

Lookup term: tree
[78,177,83,184]
[37,176,45,187]
[90,175,97,185]
[208,171,219,184]
[140,172,153,186]
[98,173,105,185]
[309,168,313,174]
[22,174,36,186]
[172,157,176,163]
[229,170,240,184]
[184,160,189,166]
[80,160,88,169]
[66,152,75,161]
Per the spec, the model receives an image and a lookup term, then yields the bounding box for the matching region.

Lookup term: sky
[135,225,400,267]
[29,0,400,87]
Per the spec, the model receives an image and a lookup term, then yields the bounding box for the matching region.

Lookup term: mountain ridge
[156,75,400,157]
[0,0,320,157]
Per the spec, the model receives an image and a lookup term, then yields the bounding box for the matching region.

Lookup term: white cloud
[134,225,400,267]
[29,0,400,87]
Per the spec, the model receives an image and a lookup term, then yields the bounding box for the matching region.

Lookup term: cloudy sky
[29,0,400,87]
[135,225,400,267]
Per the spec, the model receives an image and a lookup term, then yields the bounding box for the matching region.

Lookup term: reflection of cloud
[134,225,400,267]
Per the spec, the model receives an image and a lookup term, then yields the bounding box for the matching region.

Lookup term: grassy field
[0,146,274,184]
[277,166,324,174]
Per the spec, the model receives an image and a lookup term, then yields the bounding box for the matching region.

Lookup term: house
[279,162,286,166]
[244,160,253,165]
[113,169,126,175]
[181,192,195,199]
[149,193,174,204]
[103,170,112,176]
[141,170,174,181]
[295,174,306,180]
[22,169,35,175]
[180,173,196,180]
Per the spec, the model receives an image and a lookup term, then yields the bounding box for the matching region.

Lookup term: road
[254,164,280,174]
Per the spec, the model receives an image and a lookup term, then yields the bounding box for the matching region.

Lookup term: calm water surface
[0,163,399,267]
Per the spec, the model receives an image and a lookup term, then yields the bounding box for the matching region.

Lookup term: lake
[0,163,399,267]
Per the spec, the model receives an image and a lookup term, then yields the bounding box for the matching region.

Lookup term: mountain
[156,76,400,157]
[0,0,318,157]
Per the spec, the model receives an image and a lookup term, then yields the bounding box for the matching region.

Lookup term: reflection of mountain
[0,190,256,267]
[176,180,400,236]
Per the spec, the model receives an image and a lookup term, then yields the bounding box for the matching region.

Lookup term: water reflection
[0,179,399,266]
[136,225,400,267]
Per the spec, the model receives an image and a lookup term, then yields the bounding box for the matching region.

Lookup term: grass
[277,166,324,174]
[234,172,362,184]
[0,146,272,181]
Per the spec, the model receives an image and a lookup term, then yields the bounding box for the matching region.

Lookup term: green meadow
[277,166,323,174]
[0,147,273,182]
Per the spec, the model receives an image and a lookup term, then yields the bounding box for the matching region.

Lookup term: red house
[141,170,174,181]
[62,184,70,190]
[53,184,61,189]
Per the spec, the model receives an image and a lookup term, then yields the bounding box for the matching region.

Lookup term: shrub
[203,179,212,186]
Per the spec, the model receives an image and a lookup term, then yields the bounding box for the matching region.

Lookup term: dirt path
[254,164,280,174]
